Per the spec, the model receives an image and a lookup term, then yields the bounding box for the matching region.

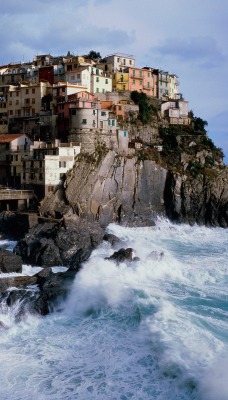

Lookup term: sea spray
[0,219,227,399]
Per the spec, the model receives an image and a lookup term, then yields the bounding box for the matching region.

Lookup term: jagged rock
[103,233,123,247]
[0,275,37,294]
[40,151,167,228]
[164,168,228,227]
[14,215,104,268]
[0,211,30,239]
[0,249,22,273]
[105,248,134,264]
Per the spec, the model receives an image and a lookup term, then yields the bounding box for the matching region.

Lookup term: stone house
[21,140,80,198]
[161,100,190,125]
[100,53,135,73]
[0,133,33,187]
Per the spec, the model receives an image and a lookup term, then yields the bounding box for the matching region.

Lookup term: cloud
[0,1,134,63]
[151,37,226,68]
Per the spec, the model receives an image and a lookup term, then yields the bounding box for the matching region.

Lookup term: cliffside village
[0,52,191,209]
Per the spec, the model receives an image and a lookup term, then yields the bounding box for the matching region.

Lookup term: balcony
[131,75,143,79]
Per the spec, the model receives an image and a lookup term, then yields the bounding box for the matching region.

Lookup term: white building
[65,66,112,94]
[102,53,135,72]
[44,142,81,195]
[161,100,190,125]
[169,74,179,99]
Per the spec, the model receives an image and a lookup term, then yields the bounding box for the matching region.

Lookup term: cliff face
[40,150,228,228]
[165,167,228,227]
[41,150,167,227]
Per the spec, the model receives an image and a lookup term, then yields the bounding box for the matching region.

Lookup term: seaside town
[0,51,198,210]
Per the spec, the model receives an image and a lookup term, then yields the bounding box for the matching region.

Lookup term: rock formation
[0,248,22,273]
[40,150,228,228]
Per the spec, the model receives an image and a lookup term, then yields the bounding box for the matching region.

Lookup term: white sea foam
[0,220,227,399]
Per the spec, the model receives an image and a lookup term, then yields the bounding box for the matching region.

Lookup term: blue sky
[1,0,227,162]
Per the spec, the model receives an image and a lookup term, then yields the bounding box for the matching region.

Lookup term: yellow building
[113,72,129,91]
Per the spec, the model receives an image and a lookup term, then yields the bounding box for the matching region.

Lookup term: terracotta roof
[0,133,25,143]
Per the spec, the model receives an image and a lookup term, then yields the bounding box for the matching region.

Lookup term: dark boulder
[0,211,30,240]
[34,267,77,314]
[103,233,123,247]
[0,248,22,273]
[105,248,134,264]
[14,215,104,269]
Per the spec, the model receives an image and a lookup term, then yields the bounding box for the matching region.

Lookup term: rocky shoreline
[0,152,227,322]
[0,214,127,319]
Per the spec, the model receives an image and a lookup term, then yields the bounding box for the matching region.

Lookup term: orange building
[127,67,155,96]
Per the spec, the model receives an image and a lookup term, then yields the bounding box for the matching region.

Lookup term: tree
[83,50,101,60]
[189,110,208,132]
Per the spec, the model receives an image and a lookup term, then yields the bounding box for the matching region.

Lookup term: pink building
[127,67,154,96]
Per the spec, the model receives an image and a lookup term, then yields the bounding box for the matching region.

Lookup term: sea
[0,218,227,400]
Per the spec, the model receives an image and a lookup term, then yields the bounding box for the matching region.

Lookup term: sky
[1,0,228,162]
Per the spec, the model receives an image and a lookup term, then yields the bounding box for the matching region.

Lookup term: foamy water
[0,219,227,400]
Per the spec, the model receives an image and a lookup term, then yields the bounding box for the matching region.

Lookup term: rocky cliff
[40,150,167,227]
[40,149,228,228]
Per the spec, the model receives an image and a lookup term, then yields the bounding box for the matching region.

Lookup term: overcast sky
[1,0,227,162]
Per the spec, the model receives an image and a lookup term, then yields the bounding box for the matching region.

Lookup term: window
[32,88,35,94]
[117,58,120,62]
[26,89,29,94]
[59,161,66,168]
[148,72,150,77]
[71,108,76,115]
[140,80,143,85]
[82,119,87,124]
[96,77,99,82]
[147,82,150,88]
[71,75,75,80]
[96,69,99,74]
[118,106,122,111]
[102,89,105,93]
[96,88,99,93]
[10,92,12,97]
[108,119,111,126]
[123,59,126,65]
[105,78,108,84]
[123,85,126,90]
[39,173,43,180]
[101,111,106,116]
[112,120,115,126]
[130,60,132,65]
[32,98,35,104]
[133,79,135,84]
[93,120,96,126]
[9,101,12,106]
[139,71,143,77]
[77,74,80,79]
[124,131,127,137]
[100,121,103,128]
[93,109,96,115]
[133,70,135,76]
